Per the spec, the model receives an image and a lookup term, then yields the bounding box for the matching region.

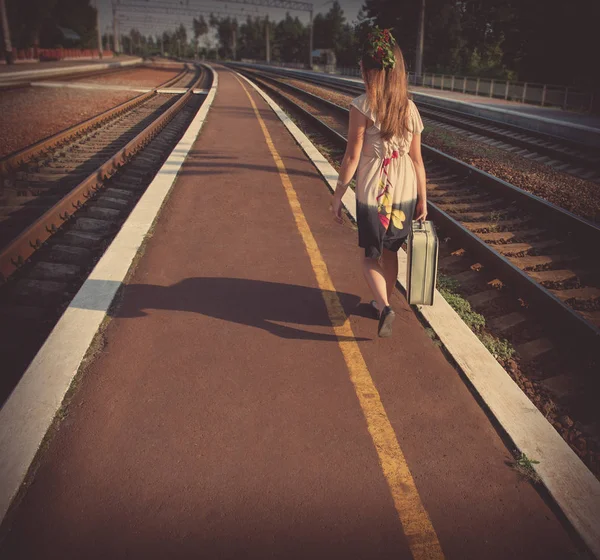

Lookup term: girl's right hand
[414,198,427,221]
[331,194,344,224]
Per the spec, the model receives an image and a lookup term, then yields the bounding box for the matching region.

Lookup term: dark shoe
[378,306,396,338]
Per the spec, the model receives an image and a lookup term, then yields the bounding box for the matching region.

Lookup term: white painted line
[156,88,188,94]
[31,82,151,93]
[29,84,206,96]
[234,69,600,559]
[0,64,219,523]
[0,58,142,82]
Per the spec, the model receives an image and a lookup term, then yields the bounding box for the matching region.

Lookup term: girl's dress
[350,94,424,259]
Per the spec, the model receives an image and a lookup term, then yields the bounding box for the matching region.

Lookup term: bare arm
[409,130,428,220]
[337,106,367,192]
[331,106,366,221]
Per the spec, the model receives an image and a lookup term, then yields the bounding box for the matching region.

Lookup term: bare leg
[381,248,399,302]
[362,256,389,313]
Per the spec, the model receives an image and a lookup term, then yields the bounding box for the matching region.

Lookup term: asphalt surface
[0,68,581,559]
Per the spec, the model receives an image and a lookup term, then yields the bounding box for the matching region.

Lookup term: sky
[97,0,365,42]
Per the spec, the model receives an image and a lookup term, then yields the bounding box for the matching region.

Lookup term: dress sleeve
[351,94,373,119]
[410,100,425,134]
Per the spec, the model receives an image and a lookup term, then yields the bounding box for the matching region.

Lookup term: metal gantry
[113,0,256,54]
[112,0,314,65]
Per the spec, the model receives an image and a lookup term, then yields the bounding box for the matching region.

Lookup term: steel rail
[236,67,600,345]
[234,64,599,172]
[0,67,203,283]
[415,102,599,170]
[240,67,600,245]
[0,65,191,175]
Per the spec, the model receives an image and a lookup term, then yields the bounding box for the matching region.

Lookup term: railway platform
[0,67,589,559]
[408,85,600,130]
[0,56,143,88]
[334,73,600,131]
[0,55,142,74]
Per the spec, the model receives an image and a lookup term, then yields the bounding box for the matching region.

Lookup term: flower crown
[364,27,396,70]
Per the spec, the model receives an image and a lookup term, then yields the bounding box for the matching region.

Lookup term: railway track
[0,65,195,280]
[241,66,600,183]
[0,64,211,404]
[234,66,600,475]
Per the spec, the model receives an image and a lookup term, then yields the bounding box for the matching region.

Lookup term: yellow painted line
[234,73,445,560]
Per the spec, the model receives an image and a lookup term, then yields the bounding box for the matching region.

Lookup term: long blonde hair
[361,44,410,142]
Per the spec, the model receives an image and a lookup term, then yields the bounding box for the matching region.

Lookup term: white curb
[0,58,143,83]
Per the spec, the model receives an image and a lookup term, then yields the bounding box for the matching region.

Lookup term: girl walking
[331,28,427,338]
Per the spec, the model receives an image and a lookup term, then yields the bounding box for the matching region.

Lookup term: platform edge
[0,65,219,525]
[0,58,143,83]
[234,69,600,559]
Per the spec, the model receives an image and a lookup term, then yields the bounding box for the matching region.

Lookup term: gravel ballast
[0,88,139,158]
[75,67,183,87]
[284,77,600,224]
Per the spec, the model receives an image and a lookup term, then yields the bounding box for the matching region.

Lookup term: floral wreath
[364,27,396,70]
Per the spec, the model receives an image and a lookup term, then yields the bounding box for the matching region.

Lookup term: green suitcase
[406,220,439,306]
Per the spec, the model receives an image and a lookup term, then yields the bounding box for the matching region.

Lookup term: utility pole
[308,7,313,69]
[415,0,425,83]
[112,1,119,53]
[0,0,13,64]
[265,15,270,63]
[232,26,237,61]
[94,0,103,59]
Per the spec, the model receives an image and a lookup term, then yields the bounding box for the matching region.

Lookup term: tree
[359,0,599,89]
[209,14,239,60]
[238,16,265,61]
[128,28,144,56]
[193,15,208,58]
[312,1,355,66]
[498,0,600,89]
[6,0,96,49]
[313,1,344,51]
[274,13,306,63]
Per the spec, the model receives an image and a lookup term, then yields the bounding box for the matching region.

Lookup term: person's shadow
[112,277,375,342]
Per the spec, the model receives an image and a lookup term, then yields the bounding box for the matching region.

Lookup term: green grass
[487,210,503,233]
[439,289,486,330]
[479,332,515,361]
[438,273,485,330]
[489,209,503,222]
[437,274,460,292]
[436,273,516,363]
[514,452,541,483]
[425,327,443,347]
[318,144,333,157]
